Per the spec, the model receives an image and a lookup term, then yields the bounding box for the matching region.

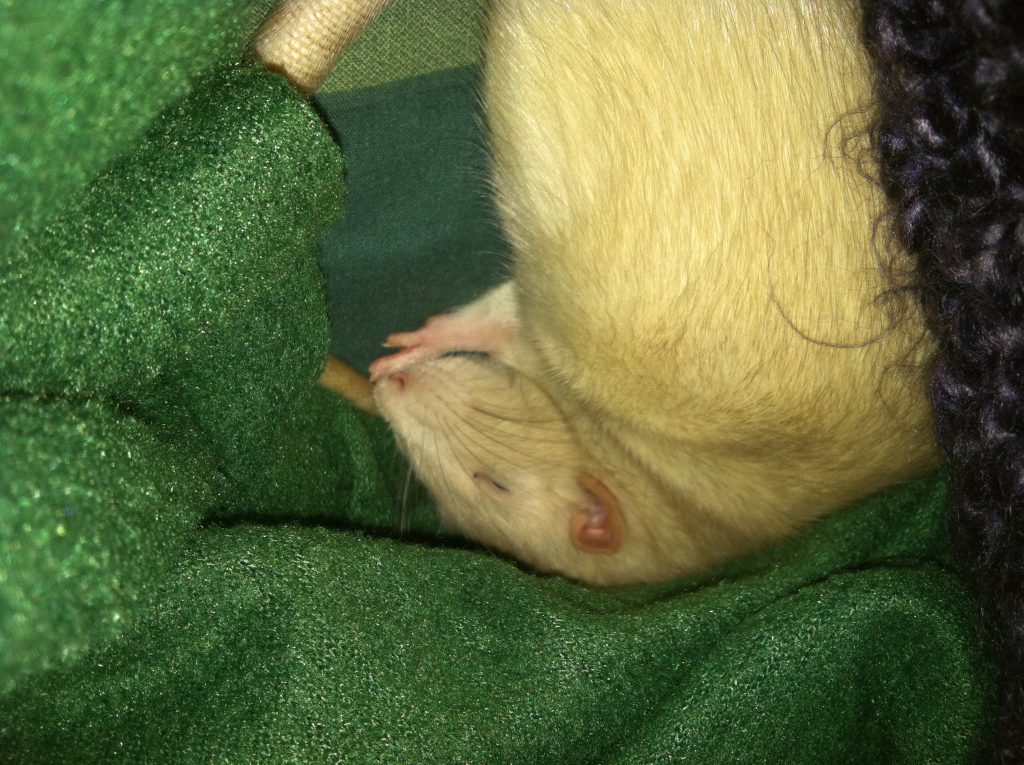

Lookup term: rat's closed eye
[473,472,510,494]
[440,350,494,362]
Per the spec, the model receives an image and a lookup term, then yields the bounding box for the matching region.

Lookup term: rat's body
[370,0,939,586]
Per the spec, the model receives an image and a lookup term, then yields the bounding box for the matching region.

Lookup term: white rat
[367,0,939,586]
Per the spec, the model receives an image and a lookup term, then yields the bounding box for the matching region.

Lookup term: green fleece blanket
[0,1,995,762]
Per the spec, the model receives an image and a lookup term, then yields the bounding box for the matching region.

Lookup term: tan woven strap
[252,0,390,92]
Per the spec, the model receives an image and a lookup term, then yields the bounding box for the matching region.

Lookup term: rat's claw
[382,331,421,349]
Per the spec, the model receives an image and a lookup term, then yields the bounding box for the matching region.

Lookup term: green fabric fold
[0,477,995,763]
[0,62,351,689]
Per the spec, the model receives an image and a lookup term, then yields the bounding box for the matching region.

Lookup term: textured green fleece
[0,1,995,763]
[0,475,996,763]
[0,55,357,678]
[0,0,275,257]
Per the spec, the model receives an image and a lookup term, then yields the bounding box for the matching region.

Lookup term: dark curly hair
[860,0,1024,761]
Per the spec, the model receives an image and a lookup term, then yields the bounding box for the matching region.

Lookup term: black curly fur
[860,0,1024,761]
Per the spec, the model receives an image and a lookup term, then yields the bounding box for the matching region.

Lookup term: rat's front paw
[369,344,428,381]
[370,285,520,382]
[369,315,460,381]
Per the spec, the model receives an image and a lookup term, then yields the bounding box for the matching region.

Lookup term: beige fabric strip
[252,0,391,92]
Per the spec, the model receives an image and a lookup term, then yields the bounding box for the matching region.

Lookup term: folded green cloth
[0,2,994,762]
[0,59,349,688]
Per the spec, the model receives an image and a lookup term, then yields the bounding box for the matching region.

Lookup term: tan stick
[319,354,379,416]
[251,0,390,93]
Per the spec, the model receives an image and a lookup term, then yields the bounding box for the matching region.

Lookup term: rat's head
[373,352,676,585]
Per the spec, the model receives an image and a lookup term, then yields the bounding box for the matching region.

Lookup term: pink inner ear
[576,506,616,547]
[571,474,624,553]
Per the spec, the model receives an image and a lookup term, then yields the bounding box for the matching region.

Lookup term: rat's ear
[570,473,624,553]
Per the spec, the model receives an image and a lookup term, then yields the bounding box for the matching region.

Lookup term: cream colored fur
[374,0,939,585]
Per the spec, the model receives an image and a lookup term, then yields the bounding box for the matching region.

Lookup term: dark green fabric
[0,2,995,763]
[323,0,482,93]
[317,66,509,373]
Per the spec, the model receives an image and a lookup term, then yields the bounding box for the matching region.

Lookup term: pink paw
[368,315,456,381]
[369,345,426,381]
[368,292,517,382]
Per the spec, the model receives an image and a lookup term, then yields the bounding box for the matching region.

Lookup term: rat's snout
[371,367,416,417]
[383,370,409,391]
